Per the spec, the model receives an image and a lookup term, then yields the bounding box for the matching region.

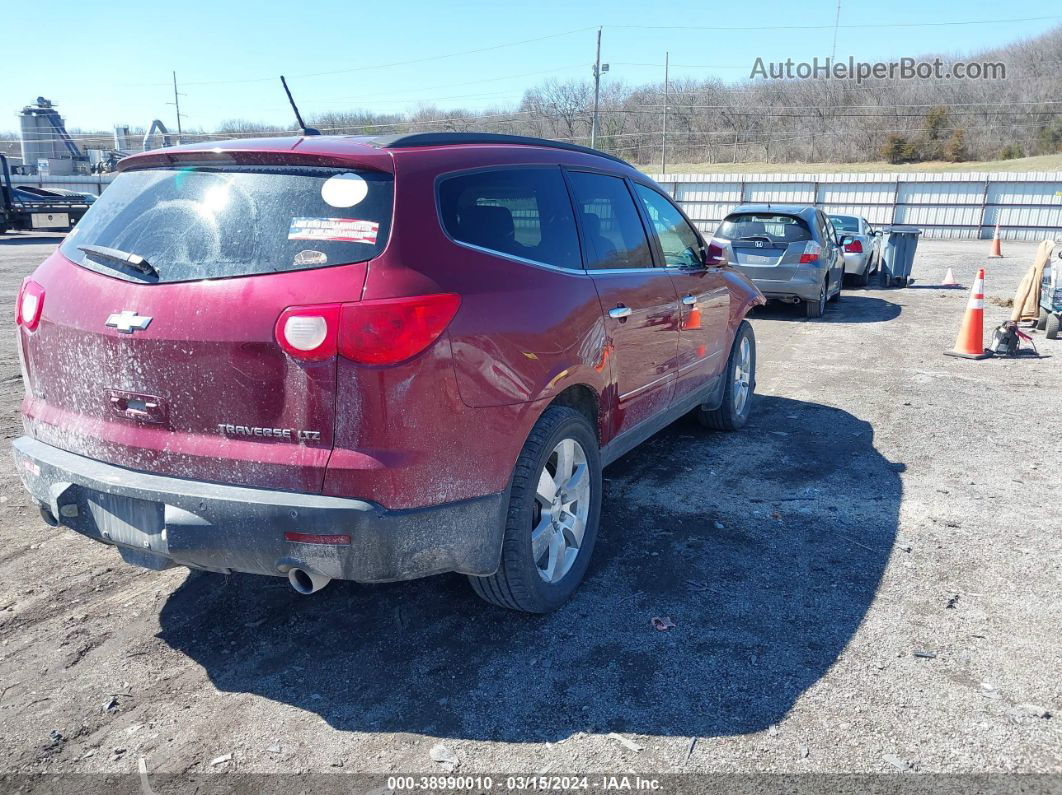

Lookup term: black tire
[468,406,602,613]
[698,320,755,431]
[851,265,869,287]
[1036,308,1049,331]
[1047,313,1060,341]
[805,279,827,318]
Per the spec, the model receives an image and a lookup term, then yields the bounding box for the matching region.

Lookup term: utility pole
[661,51,669,175]
[591,27,602,149]
[170,71,186,144]
[831,0,841,61]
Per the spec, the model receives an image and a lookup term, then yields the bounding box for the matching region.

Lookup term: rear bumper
[743,274,822,302]
[12,436,506,583]
[843,251,871,274]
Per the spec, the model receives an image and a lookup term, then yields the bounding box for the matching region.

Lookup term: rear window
[437,167,580,270]
[830,215,860,233]
[717,212,811,244]
[61,166,393,283]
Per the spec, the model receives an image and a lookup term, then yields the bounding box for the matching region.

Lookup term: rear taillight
[339,293,461,365]
[844,240,863,254]
[798,242,822,264]
[274,304,341,361]
[274,294,460,366]
[16,280,45,331]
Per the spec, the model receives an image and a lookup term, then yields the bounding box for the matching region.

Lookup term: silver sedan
[829,214,882,286]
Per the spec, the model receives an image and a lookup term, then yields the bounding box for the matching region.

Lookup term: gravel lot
[0,234,1058,781]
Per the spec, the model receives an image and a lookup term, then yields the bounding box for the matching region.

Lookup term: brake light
[798,242,822,264]
[844,240,863,254]
[16,280,45,331]
[339,293,461,365]
[274,294,460,366]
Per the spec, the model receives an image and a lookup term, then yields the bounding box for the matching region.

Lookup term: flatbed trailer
[0,154,91,234]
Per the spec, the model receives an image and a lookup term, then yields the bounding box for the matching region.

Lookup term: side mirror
[837,234,851,246]
[704,240,729,268]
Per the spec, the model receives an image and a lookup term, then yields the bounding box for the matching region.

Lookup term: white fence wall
[14,171,1062,242]
[650,171,1062,242]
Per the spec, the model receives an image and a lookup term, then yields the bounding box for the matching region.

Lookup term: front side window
[61,166,393,283]
[633,183,703,268]
[437,167,580,269]
[566,171,652,270]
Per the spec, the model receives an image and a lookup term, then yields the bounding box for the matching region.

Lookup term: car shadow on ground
[157,395,901,741]
[752,294,901,324]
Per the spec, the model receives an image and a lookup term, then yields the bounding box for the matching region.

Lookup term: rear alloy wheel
[469,406,601,613]
[698,320,755,431]
[805,279,827,318]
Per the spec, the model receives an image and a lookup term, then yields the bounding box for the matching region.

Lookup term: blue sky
[7,0,1060,134]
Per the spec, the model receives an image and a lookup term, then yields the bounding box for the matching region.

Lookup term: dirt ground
[0,234,1059,784]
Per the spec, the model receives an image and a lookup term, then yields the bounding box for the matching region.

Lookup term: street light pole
[591,27,602,149]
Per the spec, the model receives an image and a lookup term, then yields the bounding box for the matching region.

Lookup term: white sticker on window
[294,249,328,266]
[289,217,379,244]
[321,173,369,208]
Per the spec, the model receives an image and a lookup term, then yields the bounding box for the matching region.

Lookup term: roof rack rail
[366,132,630,165]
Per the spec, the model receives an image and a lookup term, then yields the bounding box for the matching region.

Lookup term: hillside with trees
[3,26,1060,168]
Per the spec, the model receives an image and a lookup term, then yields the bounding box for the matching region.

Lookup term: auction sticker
[288,217,379,244]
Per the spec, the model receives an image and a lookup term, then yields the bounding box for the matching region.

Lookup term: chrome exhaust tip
[287,567,331,595]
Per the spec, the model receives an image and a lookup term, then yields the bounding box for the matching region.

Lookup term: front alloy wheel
[699,320,756,431]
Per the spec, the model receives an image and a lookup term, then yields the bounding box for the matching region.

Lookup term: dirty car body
[13,132,763,610]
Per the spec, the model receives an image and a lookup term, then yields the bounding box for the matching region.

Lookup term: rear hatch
[717,212,813,282]
[18,163,393,492]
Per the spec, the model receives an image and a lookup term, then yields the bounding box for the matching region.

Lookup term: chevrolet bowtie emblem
[106,310,152,333]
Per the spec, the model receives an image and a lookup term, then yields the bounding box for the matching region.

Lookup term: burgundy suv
[13,133,763,612]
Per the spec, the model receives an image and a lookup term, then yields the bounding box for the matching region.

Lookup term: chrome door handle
[608,306,632,319]
[682,295,697,305]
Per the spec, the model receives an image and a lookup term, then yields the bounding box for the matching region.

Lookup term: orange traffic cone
[685,303,702,330]
[941,267,959,286]
[988,223,1003,258]
[945,268,992,359]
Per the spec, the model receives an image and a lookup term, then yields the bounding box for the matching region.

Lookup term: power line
[606,14,1060,31]
[120,27,597,88]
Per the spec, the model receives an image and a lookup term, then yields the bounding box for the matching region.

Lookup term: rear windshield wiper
[77,244,159,279]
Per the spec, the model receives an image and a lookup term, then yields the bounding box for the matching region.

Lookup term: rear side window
[437,167,580,269]
[717,213,811,244]
[566,171,652,270]
[61,166,393,283]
